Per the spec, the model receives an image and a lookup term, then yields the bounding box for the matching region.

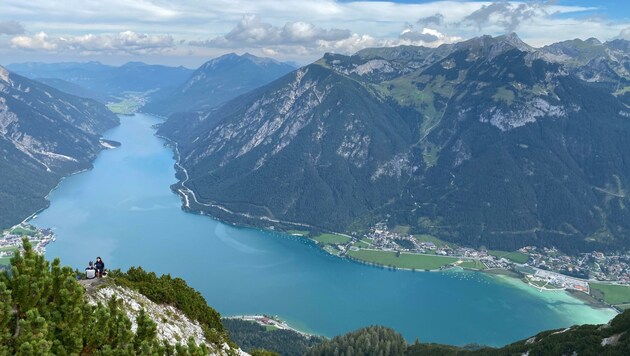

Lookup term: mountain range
[158,33,630,253]
[0,65,119,229]
[6,61,193,98]
[143,53,296,116]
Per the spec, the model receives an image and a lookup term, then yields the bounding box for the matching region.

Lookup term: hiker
[85,261,96,279]
[95,256,106,277]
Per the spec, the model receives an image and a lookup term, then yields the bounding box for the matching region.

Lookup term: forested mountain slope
[143,53,295,116]
[0,66,119,229]
[158,34,630,253]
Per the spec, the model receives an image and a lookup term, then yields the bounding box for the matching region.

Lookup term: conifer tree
[0,239,214,355]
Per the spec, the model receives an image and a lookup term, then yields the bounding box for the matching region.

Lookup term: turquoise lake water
[31,113,617,347]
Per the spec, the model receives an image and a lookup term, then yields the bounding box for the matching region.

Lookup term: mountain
[143,53,296,116]
[158,34,630,254]
[6,61,193,96]
[0,65,119,229]
[33,77,113,103]
[538,37,630,104]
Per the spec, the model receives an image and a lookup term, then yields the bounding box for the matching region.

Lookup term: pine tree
[0,238,215,354]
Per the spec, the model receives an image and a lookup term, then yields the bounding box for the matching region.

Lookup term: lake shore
[165,147,622,315]
[31,113,620,346]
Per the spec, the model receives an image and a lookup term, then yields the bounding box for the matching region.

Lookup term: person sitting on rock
[85,261,96,279]
[95,257,105,278]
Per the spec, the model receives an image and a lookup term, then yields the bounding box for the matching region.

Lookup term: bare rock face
[83,279,248,355]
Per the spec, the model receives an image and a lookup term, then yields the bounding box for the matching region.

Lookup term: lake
[31,113,617,347]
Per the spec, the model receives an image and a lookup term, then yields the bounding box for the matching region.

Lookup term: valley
[24,113,617,347]
[4,26,630,353]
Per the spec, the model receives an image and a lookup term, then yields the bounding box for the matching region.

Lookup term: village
[0,223,55,264]
[340,222,630,294]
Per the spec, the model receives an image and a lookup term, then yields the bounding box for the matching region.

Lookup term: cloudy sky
[1,0,630,68]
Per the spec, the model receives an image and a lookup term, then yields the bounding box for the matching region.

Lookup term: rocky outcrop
[82,278,248,355]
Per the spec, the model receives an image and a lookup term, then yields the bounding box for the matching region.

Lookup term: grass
[527,279,551,288]
[459,259,486,270]
[0,256,12,266]
[323,245,340,256]
[492,87,515,105]
[313,233,351,245]
[10,226,36,236]
[392,225,410,235]
[353,240,371,249]
[347,249,458,270]
[589,283,630,305]
[489,250,529,264]
[286,230,309,236]
[422,142,440,168]
[413,234,452,248]
[106,93,147,115]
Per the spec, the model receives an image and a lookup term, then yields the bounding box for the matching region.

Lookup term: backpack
[85,267,96,279]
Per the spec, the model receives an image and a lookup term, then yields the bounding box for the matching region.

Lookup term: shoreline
[20,167,90,226]
[158,128,621,316]
[20,135,121,227]
[155,133,316,231]
[19,113,620,322]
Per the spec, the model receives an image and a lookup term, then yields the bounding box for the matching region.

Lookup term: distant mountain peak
[143,52,296,116]
[586,37,603,45]
[455,33,534,58]
[121,61,148,67]
[498,32,534,51]
[242,52,281,66]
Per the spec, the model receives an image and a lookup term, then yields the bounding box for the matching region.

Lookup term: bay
[32,113,616,347]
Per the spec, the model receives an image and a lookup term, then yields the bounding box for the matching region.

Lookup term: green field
[10,226,36,236]
[489,250,529,264]
[313,233,351,245]
[589,283,630,305]
[459,259,486,270]
[353,240,371,249]
[392,225,411,235]
[323,245,340,256]
[413,234,452,248]
[347,249,459,270]
[0,246,18,265]
[107,93,146,115]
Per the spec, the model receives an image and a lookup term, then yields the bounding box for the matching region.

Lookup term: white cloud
[190,15,460,57]
[417,13,444,28]
[10,31,175,54]
[461,1,549,32]
[618,27,630,40]
[261,47,279,56]
[1,1,628,65]
[190,15,351,47]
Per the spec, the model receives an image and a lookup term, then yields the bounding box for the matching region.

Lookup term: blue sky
[1,0,629,67]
